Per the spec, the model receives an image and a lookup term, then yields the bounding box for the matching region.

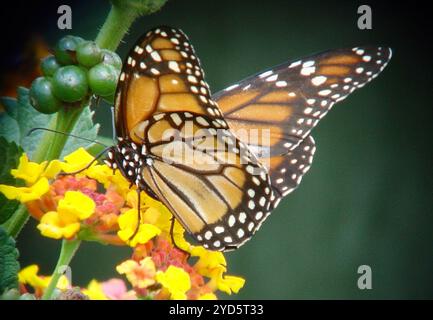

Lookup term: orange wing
[214,46,392,156]
[114,26,219,144]
[111,26,275,251]
[213,46,391,206]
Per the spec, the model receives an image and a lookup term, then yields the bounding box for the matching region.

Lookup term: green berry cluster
[29,35,122,114]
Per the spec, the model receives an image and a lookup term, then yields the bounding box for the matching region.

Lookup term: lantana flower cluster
[0,148,245,300]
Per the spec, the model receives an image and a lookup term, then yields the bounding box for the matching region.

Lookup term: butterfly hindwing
[268,135,316,209]
[139,111,274,251]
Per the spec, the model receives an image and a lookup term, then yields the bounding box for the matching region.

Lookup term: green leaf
[0,226,20,293]
[61,106,100,158]
[15,87,55,157]
[0,87,53,157]
[1,97,19,119]
[1,88,99,160]
[0,138,23,224]
[0,112,19,144]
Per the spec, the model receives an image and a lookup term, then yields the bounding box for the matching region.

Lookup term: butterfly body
[106,137,157,196]
[105,26,391,251]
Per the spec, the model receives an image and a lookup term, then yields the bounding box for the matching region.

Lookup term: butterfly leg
[129,188,142,240]
[169,215,190,259]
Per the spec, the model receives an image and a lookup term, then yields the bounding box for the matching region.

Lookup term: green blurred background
[1,0,432,299]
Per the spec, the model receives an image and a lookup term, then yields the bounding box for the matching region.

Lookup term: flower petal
[60,147,95,173]
[42,159,62,179]
[198,292,217,300]
[0,177,50,203]
[217,275,245,295]
[37,211,81,239]
[129,223,161,247]
[57,191,95,220]
[11,154,47,185]
[82,280,108,300]
[156,266,191,300]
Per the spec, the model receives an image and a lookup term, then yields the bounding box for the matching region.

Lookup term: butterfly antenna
[58,146,112,176]
[27,127,108,147]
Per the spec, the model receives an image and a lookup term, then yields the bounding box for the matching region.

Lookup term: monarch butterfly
[104,26,392,251]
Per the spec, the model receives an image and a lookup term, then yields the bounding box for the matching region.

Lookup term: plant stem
[95,4,139,50]
[41,239,81,300]
[3,205,28,238]
[46,107,83,161]
[31,115,58,163]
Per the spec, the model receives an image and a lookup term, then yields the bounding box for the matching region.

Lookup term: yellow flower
[18,265,49,289]
[191,246,227,275]
[0,177,49,203]
[18,264,70,291]
[198,292,217,300]
[156,266,191,300]
[11,154,47,185]
[43,160,62,179]
[117,207,161,247]
[82,280,108,300]
[0,153,63,203]
[217,275,245,295]
[116,190,190,250]
[36,191,95,239]
[10,153,62,184]
[208,268,245,295]
[116,257,156,289]
[86,164,131,196]
[189,246,244,295]
[60,147,95,173]
[37,211,81,239]
[58,190,95,220]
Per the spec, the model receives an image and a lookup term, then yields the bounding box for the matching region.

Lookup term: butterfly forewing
[214,46,392,156]
[112,26,275,251]
[114,26,220,143]
[213,46,391,209]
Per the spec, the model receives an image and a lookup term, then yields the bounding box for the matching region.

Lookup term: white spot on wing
[311,75,327,86]
[225,83,239,91]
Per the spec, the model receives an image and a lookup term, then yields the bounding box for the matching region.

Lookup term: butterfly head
[105,137,153,187]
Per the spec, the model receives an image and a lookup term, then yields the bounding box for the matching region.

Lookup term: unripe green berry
[88,63,119,96]
[54,35,80,65]
[72,36,85,44]
[76,41,102,68]
[52,66,88,102]
[29,77,62,114]
[40,55,61,77]
[101,49,122,70]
